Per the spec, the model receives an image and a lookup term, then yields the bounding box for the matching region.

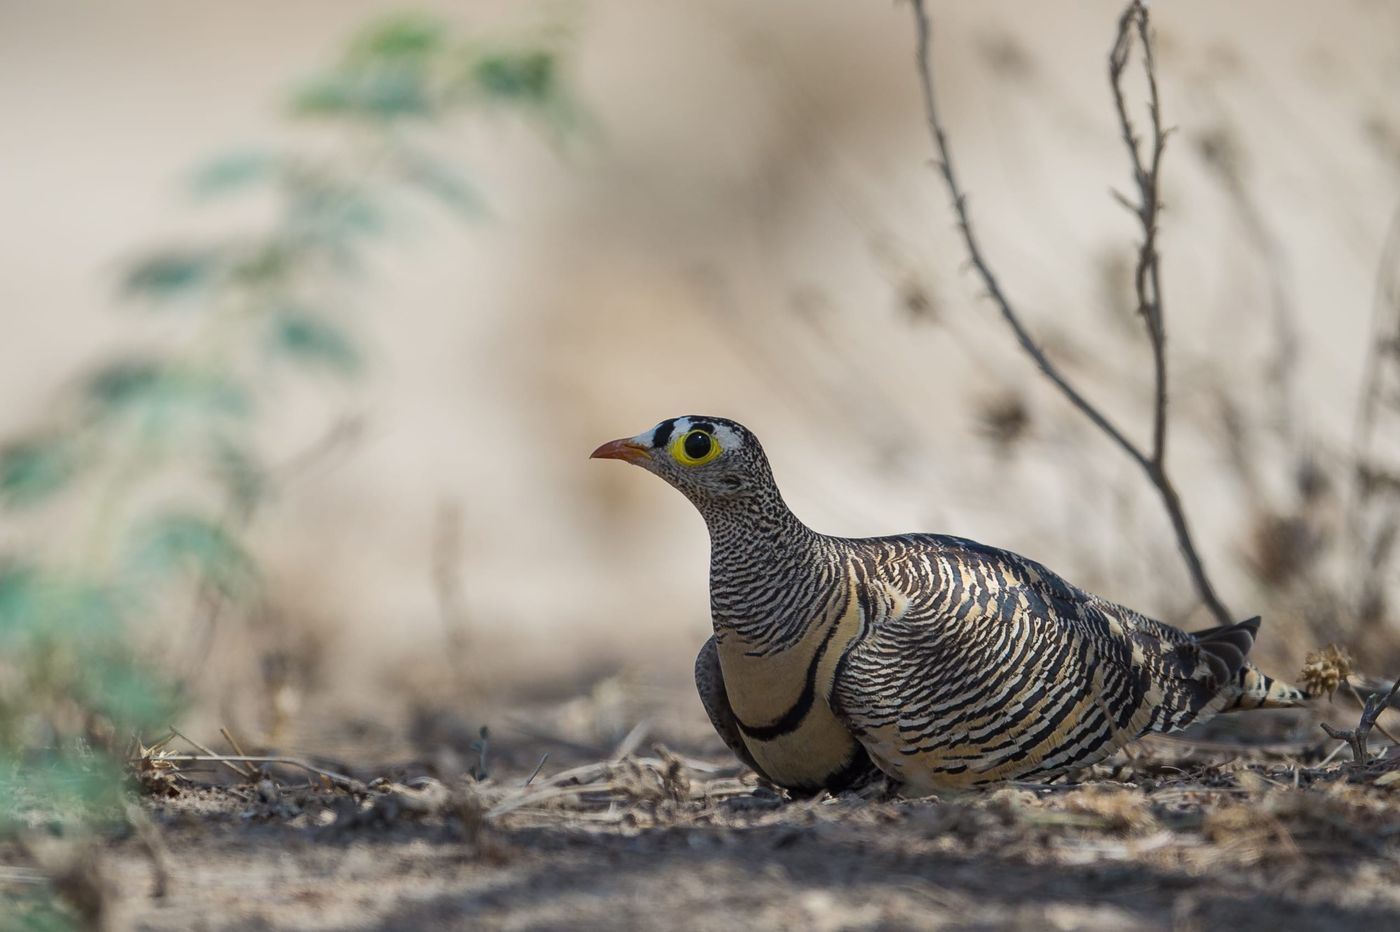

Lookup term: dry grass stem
[169,728,254,781]
[139,753,366,793]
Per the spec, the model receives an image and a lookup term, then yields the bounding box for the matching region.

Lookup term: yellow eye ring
[671,429,722,467]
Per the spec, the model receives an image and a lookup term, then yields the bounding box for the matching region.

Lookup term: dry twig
[909,0,1233,624]
[135,753,366,793]
[1342,680,1400,747]
[610,719,653,761]
[1320,675,1400,762]
[170,728,254,781]
[522,753,550,787]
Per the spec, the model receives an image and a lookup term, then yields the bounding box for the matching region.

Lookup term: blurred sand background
[2,0,1399,742]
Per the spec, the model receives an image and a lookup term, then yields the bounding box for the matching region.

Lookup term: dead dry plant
[909,0,1235,625]
[1319,675,1400,763]
[129,726,755,837]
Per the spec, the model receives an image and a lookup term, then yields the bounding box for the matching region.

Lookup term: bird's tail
[1221,663,1311,711]
[1188,617,1311,711]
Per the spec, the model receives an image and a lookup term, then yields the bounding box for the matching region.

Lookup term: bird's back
[828,533,1302,791]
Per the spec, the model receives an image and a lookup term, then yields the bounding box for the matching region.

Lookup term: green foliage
[0,889,80,932]
[0,753,126,835]
[0,10,581,918]
[473,50,557,104]
[349,14,448,63]
[283,179,386,256]
[0,564,173,837]
[190,150,281,198]
[84,359,250,428]
[0,563,44,650]
[398,149,487,219]
[0,566,176,726]
[294,16,446,121]
[122,249,222,301]
[0,436,79,508]
[208,439,267,515]
[268,309,363,376]
[292,15,580,135]
[125,512,256,599]
[0,566,115,648]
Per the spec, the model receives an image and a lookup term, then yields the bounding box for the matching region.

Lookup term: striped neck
[699,485,837,654]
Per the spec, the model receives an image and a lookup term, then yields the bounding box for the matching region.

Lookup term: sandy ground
[6,692,1394,932]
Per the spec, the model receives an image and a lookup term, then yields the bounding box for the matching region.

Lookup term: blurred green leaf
[293,69,435,121]
[229,239,296,287]
[0,436,78,509]
[122,250,221,301]
[209,439,267,515]
[347,14,447,64]
[398,150,486,219]
[269,311,362,377]
[309,190,383,238]
[0,752,125,834]
[191,150,280,197]
[85,360,249,424]
[0,569,122,648]
[284,179,384,249]
[47,581,121,639]
[126,512,256,599]
[0,564,41,644]
[87,360,162,410]
[81,652,176,733]
[293,17,456,121]
[472,50,556,105]
[0,890,78,932]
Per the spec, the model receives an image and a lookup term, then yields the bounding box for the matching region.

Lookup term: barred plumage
[593,416,1309,794]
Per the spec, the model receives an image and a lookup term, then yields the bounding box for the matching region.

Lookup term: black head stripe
[651,418,677,449]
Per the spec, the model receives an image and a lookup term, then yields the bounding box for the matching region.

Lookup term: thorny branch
[1108,3,1169,467]
[909,0,1234,625]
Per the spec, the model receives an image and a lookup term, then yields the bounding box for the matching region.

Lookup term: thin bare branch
[1108,2,1169,466]
[909,0,1234,625]
[910,3,1147,473]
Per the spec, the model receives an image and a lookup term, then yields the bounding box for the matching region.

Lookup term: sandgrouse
[592,416,1308,794]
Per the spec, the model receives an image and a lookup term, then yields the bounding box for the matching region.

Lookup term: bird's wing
[829,535,1254,789]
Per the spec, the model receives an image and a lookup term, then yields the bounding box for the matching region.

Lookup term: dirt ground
[8,691,1396,932]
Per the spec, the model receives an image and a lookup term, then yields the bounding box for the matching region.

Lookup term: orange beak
[590,438,653,465]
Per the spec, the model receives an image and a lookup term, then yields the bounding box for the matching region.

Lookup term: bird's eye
[672,429,721,466]
[684,432,711,459]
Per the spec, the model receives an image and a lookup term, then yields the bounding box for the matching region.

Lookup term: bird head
[590,416,774,509]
